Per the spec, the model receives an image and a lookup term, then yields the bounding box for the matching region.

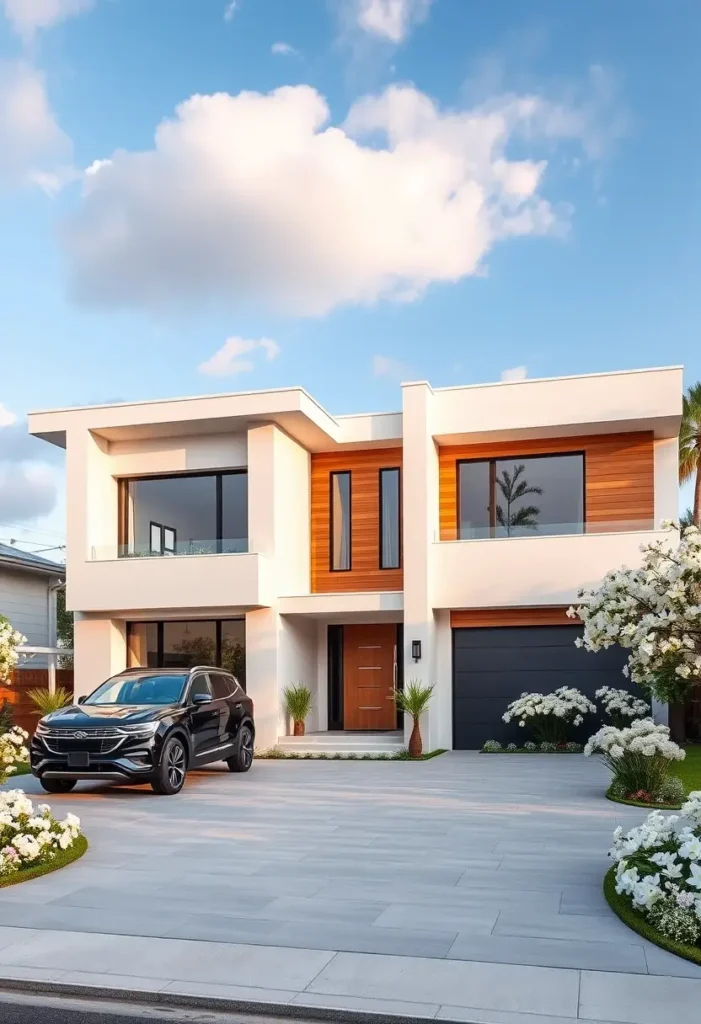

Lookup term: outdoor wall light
[411,640,422,662]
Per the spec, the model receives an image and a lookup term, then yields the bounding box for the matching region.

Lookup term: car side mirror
[191,693,213,705]
[77,696,86,705]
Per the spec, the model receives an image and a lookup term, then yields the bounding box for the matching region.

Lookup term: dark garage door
[453,625,635,749]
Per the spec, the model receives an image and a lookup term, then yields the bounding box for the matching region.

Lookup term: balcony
[432,521,670,609]
[69,546,272,614]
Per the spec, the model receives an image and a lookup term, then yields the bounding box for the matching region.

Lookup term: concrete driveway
[0,753,700,1023]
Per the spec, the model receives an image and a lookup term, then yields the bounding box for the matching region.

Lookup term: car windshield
[85,674,188,706]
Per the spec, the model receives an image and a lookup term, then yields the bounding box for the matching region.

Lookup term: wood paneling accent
[451,607,574,628]
[0,669,74,734]
[439,432,654,540]
[311,448,403,593]
[343,623,397,730]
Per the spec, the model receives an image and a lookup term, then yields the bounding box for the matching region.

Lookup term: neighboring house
[28,366,682,749]
[0,544,65,668]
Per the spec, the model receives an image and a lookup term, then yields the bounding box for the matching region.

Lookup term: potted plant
[392,680,435,758]
[283,684,313,737]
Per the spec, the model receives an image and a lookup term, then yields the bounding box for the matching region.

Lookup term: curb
[0,976,463,1024]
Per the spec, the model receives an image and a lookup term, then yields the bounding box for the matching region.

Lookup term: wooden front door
[343,624,398,730]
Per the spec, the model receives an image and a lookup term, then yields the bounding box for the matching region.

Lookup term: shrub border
[605,786,682,811]
[256,749,447,761]
[603,865,701,966]
[481,748,583,755]
[0,834,88,889]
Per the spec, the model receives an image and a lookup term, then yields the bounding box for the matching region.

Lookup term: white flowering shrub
[585,719,685,801]
[610,793,701,947]
[570,525,701,705]
[0,616,26,683]
[0,790,82,879]
[503,687,596,744]
[482,740,502,752]
[596,687,650,728]
[0,726,29,787]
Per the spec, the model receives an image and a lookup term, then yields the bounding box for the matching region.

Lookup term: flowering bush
[0,616,26,683]
[482,740,502,752]
[596,687,650,728]
[610,793,701,947]
[569,525,701,705]
[585,719,685,801]
[0,727,29,787]
[502,687,596,744]
[0,790,82,879]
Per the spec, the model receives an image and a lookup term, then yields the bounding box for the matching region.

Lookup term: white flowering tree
[0,615,26,683]
[569,525,701,709]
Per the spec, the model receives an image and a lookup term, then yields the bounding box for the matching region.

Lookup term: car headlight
[35,721,50,735]
[119,722,160,738]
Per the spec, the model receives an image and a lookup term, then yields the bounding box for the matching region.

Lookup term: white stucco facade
[29,367,683,750]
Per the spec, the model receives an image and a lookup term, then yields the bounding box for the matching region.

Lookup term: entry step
[276,731,404,755]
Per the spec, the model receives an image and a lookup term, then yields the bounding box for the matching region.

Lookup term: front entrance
[341,624,399,730]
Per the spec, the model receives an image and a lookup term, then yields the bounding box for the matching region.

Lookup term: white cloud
[373,354,411,380]
[501,366,527,382]
[61,79,611,317]
[356,0,433,43]
[271,42,299,57]
[0,403,17,427]
[198,336,280,377]
[223,1,238,22]
[2,0,93,39]
[0,462,57,522]
[0,61,72,189]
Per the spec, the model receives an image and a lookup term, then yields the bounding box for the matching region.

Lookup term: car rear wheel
[227,724,254,773]
[39,778,77,794]
[151,736,187,795]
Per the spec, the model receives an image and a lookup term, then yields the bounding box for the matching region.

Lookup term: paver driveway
[1,753,700,1023]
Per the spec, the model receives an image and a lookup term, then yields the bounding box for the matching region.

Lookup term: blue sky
[0,0,698,552]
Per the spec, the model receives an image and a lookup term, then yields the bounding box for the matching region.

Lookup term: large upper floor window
[330,471,351,571]
[127,618,246,687]
[119,471,247,557]
[380,468,401,569]
[458,453,584,540]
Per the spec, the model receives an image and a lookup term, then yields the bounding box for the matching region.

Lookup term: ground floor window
[127,619,246,687]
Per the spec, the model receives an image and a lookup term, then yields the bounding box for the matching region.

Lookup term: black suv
[30,666,255,796]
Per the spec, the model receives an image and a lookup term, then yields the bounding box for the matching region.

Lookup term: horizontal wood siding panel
[451,607,574,628]
[311,448,403,593]
[439,432,654,540]
[0,669,74,734]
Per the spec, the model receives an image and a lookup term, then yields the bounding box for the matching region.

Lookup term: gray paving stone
[163,915,282,943]
[494,908,638,944]
[643,943,701,979]
[266,920,458,957]
[374,902,499,935]
[163,979,299,1004]
[437,1008,620,1024]
[306,951,580,1017]
[315,879,563,913]
[53,971,171,993]
[579,969,701,1024]
[447,933,648,973]
[0,902,190,938]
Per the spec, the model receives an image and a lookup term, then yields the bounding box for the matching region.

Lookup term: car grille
[40,728,126,756]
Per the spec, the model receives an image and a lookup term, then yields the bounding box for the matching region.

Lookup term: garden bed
[0,834,87,889]
[257,749,447,761]
[605,786,681,811]
[481,743,583,754]
[604,865,701,967]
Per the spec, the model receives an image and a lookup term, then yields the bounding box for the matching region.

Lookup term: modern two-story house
[28,366,682,751]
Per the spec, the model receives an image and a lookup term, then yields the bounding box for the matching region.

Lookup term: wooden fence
[0,669,75,734]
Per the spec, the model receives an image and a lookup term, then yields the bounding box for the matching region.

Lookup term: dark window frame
[456,451,586,540]
[126,618,245,679]
[118,469,247,555]
[379,467,401,570]
[329,470,352,572]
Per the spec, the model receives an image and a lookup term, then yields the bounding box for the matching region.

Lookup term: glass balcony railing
[436,519,656,542]
[89,538,249,561]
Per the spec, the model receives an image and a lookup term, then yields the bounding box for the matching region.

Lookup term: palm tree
[393,681,435,758]
[680,508,694,530]
[495,463,543,535]
[680,382,701,526]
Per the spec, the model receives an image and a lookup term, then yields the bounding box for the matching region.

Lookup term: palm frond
[27,687,73,716]
[392,680,435,721]
[680,383,701,482]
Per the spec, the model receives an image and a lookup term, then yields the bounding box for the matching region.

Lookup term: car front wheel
[39,778,76,794]
[227,724,254,773]
[151,736,188,795]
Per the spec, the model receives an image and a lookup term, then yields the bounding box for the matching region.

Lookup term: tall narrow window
[330,471,351,571]
[380,468,400,569]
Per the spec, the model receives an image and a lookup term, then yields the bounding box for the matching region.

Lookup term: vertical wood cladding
[311,449,403,593]
[438,432,654,541]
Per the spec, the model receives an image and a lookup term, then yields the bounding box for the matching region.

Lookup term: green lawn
[671,745,701,794]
